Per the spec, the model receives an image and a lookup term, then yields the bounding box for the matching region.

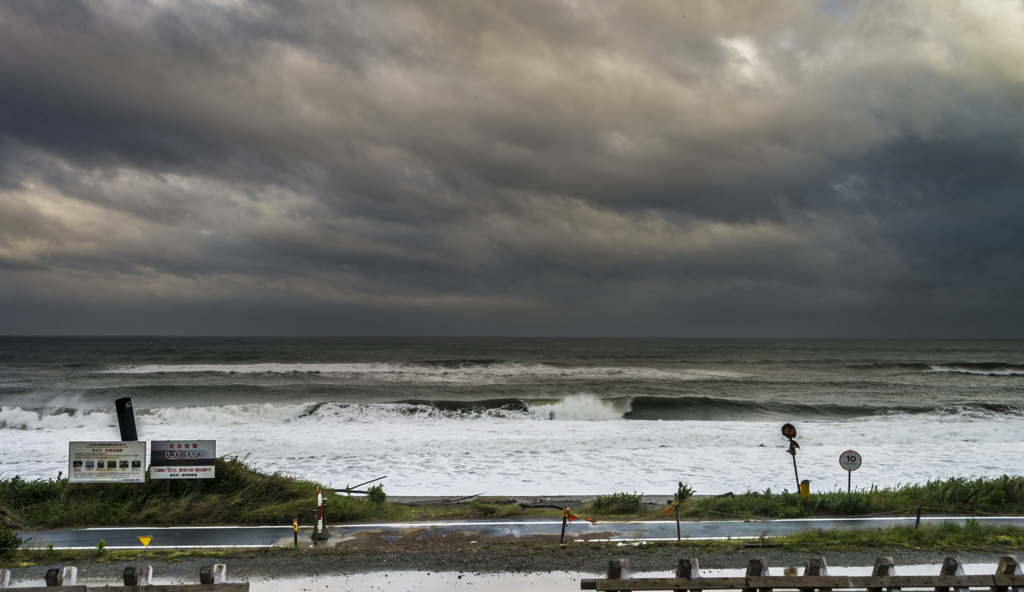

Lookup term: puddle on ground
[9,563,1002,591]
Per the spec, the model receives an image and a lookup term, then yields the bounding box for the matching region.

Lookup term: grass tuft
[587,492,646,515]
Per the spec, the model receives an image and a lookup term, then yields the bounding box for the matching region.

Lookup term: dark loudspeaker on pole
[115,397,139,441]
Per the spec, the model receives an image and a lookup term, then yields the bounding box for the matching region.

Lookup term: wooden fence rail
[581,555,1024,592]
[0,563,248,591]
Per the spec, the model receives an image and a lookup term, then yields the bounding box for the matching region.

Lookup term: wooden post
[132,483,138,507]
[915,506,922,529]
[744,557,771,592]
[123,564,153,586]
[608,558,631,592]
[868,557,900,592]
[801,556,831,592]
[992,555,1023,592]
[165,480,171,496]
[936,557,968,592]
[992,555,1022,592]
[674,558,701,592]
[200,564,226,585]
[45,566,77,586]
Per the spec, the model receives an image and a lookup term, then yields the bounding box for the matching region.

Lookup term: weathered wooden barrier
[581,555,1024,591]
[0,563,248,591]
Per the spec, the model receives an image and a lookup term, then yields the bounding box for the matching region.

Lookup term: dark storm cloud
[1,0,1023,336]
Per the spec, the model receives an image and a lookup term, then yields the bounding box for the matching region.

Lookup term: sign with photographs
[150,440,216,479]
[68,441,146,483]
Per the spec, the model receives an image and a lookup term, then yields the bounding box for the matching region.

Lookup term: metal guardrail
[582,555,1024,591]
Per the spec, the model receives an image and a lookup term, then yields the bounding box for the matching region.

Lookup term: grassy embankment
[0,456,398,531]
[0,456,554,533]
[679,476,1024,520]
[574,476,1024,519]
[2,459,1023,558]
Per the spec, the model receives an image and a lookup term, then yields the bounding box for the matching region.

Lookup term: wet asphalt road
[19,516,1024,550]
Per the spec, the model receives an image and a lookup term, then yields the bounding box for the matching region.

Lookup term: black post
[848,471,851,493]
[560,515,567,545]
[792,454,800,491]
[132,483,138,507]
[114,398,138,441]
[915,505,921,529]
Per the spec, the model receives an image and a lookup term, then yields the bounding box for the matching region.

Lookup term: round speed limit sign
[839,450,862,471]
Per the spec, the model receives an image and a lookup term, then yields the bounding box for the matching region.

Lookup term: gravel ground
[8,541,1015,585]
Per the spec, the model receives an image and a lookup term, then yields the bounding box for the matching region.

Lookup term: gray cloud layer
[1,0,1023,336]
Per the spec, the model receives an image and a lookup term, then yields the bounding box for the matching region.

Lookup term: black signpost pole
[782,423,800,492]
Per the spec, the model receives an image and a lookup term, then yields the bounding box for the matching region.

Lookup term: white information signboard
[150,440,216,479]
[68,441,146,483]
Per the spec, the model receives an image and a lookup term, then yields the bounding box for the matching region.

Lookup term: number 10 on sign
[839,450,862,492]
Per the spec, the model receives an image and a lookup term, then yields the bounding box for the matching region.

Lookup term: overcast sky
[1,0,1022,337]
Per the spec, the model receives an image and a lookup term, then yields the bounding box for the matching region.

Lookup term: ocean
[1,337,1021,495]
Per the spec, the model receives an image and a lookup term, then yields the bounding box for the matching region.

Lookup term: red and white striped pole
[316,488,324,533]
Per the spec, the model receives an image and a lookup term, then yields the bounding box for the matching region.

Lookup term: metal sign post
[781,423,800,492]
[839,450,862,492]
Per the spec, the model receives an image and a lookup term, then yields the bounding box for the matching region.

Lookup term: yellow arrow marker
[138,536,152,547]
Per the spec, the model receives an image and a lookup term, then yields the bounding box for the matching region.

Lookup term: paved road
[19,516,1024,550]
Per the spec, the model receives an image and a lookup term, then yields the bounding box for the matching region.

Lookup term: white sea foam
[524,394,631,421]
[2,400,1023,495]
[929,365,1024,376]
[102,362,740,383]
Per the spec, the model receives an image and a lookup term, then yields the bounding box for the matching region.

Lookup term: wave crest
[929,363,1024,376]
[101,361,740,383]
[3,398,1021,431]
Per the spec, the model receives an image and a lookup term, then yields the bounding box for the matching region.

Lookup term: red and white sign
[839,450,862,471]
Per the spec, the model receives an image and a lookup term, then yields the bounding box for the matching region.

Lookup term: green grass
[587,492,646,515]
[0,456,400,530]
[774,520,1024,551]
[466,502,524,518]
[678,476,1024,519]
[0,546,319,569]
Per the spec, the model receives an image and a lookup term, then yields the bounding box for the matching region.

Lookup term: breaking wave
[3,396,1022,431]
[99,360,741,383]
[927,362,1024,376]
